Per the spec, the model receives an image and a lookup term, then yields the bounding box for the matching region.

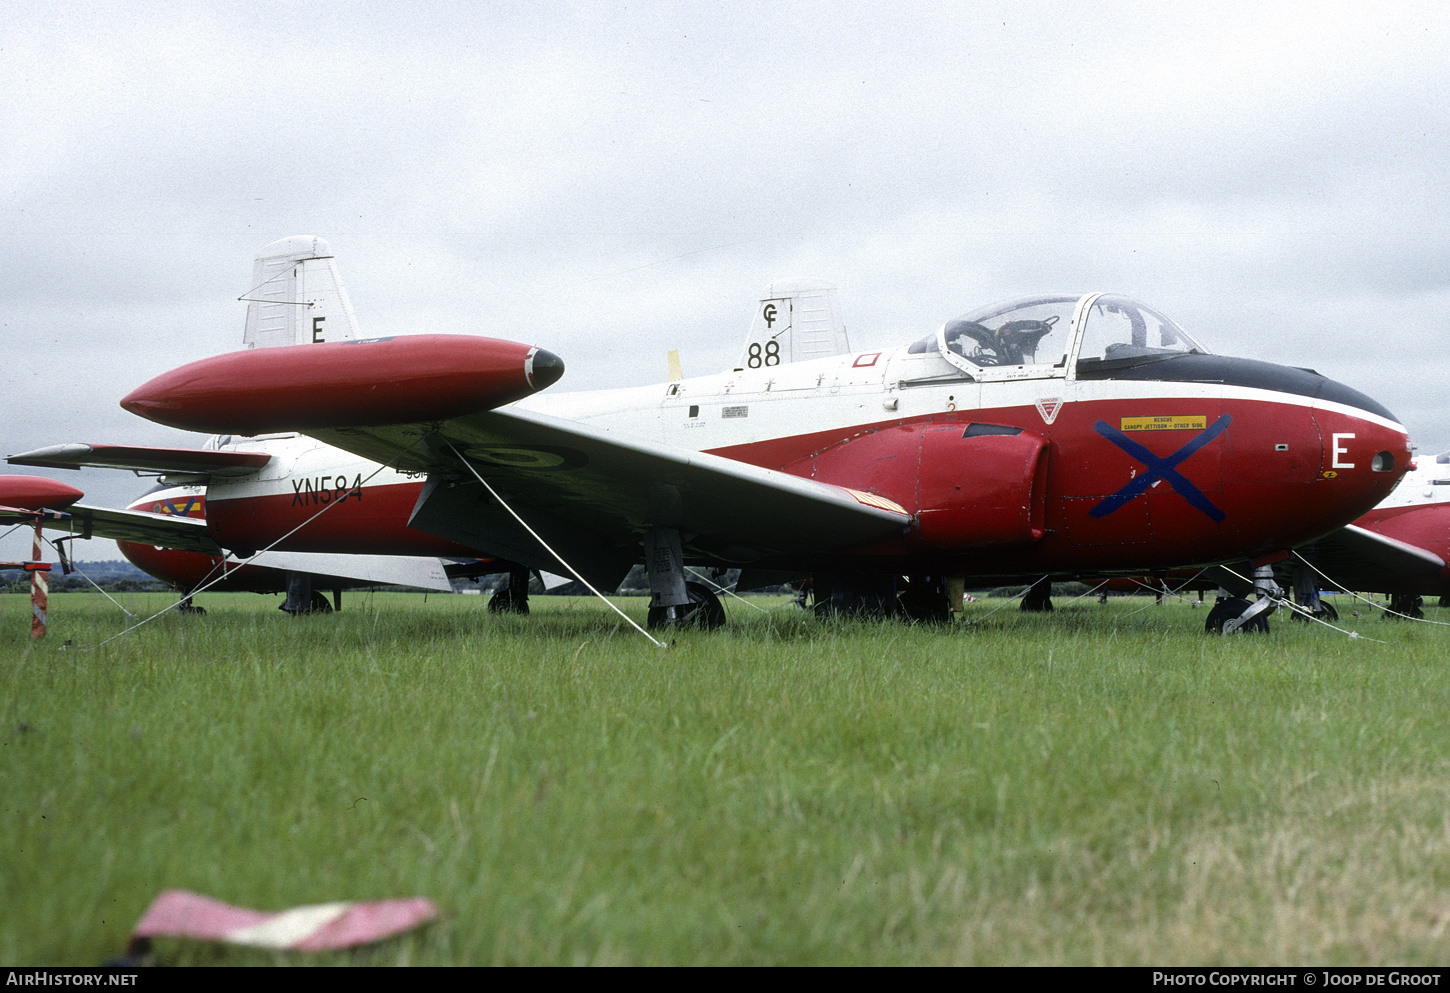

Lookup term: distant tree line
[0,560,169,594]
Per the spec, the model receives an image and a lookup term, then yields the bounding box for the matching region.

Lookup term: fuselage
[155,292,1410,587]
[512,345,1409,575]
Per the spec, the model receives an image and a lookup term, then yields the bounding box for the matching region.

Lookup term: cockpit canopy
[911,293,1207,380]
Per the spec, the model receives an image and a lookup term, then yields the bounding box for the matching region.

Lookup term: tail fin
[734,279,850,371]
[241,236,364,348]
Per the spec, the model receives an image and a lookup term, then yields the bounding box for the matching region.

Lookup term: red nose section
[121,336,564,435]
[0,476,84,512]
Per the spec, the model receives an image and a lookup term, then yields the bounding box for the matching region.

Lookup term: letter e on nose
[1332,433,1356,469]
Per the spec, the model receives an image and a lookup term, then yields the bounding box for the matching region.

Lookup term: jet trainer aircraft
[0,455,480,613]
[11,236,1414,630]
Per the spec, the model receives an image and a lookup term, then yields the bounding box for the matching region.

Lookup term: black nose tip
[529,348,564,390]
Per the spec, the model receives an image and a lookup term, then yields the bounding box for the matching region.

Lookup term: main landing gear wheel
[1386,594,1424,620]
[1204,597,1270,634]
[1020,577,1054,612]
[279,591,334,615]
[487,568,531,615]
[897,579,952,624]
[647,581,726,631]
[487,588,528,614]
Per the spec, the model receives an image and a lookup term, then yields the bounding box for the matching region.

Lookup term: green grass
[4,589,1450,965]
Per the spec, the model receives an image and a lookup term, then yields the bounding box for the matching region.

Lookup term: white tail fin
[734,279,850,371]
[241,236,364,348]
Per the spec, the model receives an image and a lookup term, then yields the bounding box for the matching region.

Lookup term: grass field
[4,587,1450,966]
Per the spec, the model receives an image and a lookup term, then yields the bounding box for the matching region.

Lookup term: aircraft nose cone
[1310,373,1411,490]
[528,348,565,391]
[1302,399,1412,542]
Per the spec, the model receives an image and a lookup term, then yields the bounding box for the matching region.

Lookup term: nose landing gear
[1205,565,1282,634]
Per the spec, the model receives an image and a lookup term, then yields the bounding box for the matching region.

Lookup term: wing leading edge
[9,444,271,479]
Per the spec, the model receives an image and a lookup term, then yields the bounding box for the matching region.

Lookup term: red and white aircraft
[10,236,1415,628]
[1277,453,1450,619]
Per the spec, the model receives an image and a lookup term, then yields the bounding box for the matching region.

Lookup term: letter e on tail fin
[242,236,364,348]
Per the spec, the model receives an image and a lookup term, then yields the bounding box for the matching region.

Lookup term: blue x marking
[1089,413,1232,522]
[159,496,200,517]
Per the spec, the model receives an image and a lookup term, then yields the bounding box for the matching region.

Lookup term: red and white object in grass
[127,889,437,954]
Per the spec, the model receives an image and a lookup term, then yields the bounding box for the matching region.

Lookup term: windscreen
[943,295,1079,369]
[1075,295,1206,365]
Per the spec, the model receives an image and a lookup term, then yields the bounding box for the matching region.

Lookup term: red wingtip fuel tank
[120,335,565,436]
[0,476,84,512]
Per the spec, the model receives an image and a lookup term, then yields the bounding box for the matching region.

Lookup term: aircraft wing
[8,443,271,479]
[1296,523,1446,590]
[309,406,913,587]
[19,504,466,592]
[25,502,225,555]
[0,507,72,524]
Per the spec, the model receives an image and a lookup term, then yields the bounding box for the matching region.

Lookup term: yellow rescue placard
[1119,415,1208,432]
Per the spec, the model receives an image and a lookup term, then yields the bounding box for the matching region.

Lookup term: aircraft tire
[1021,578,1054,612]
[897,584,951,624]
[1205,597,1269,634]
[647,581,726,631]
[1386,594,1424,620]
[487,588,530,614]
[1289,600,1339,623]
[280,591,334,615]
[815,592,896,619]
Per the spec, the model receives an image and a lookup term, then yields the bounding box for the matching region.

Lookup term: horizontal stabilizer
[31,503,223,555]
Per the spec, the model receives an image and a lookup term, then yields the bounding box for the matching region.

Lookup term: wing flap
[244,551,455,592]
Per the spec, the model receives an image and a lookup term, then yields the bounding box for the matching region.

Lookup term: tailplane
[241,236,364,348]
[734,279,850,371]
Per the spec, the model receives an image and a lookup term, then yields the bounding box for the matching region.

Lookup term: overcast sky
[5,0,1450,565]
